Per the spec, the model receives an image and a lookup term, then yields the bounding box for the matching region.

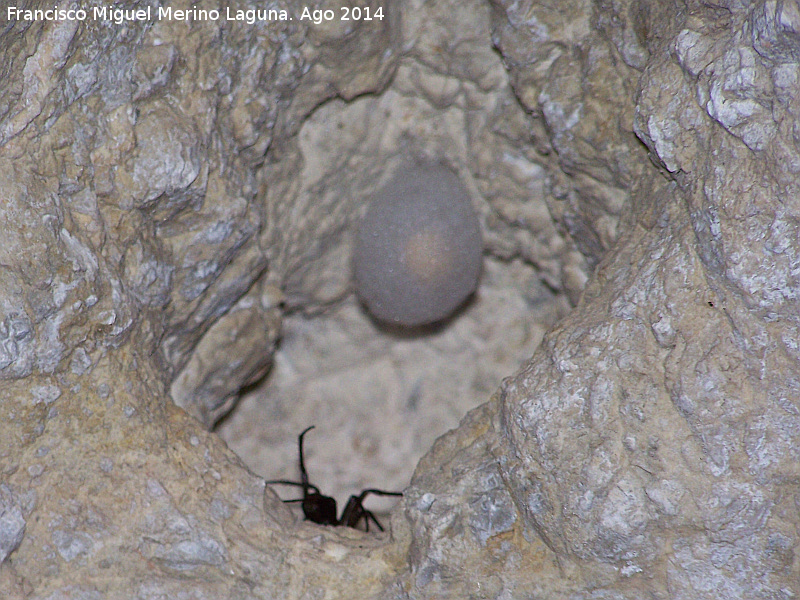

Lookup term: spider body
[266,426,403,531]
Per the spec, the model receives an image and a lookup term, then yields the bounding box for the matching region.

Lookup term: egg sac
[353,162,483,326]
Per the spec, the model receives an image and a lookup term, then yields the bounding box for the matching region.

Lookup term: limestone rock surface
[394,0,800,597]
[1,0,799,598]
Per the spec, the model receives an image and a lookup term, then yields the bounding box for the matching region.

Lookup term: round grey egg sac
[353,162,483,327]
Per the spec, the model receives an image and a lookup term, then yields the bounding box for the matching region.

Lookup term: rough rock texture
[1,0,799,599]
[393,0,800,597]
[0,0,404,596]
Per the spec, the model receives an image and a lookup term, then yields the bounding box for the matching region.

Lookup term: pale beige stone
[1,0,798,598]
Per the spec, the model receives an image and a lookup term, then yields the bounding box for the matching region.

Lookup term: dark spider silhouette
[266,426,403,531]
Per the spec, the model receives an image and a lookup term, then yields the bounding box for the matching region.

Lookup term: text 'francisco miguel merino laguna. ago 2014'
[6,5,386,25]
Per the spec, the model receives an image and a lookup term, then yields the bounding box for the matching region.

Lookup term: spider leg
[265,479,322,495]
[339,497,384,531]
[340,494,366,529]
[363,508,385,532]
[340,488,403,530]
[298,426,315,496]
[358,489,404,499]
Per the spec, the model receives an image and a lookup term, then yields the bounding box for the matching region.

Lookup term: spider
[266,426,403,531]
